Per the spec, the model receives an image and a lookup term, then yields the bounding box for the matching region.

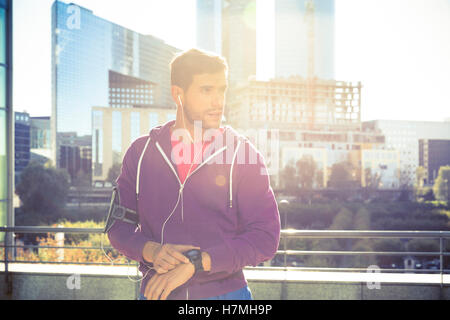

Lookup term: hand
[144,262,195,300]
[151,244,200,274]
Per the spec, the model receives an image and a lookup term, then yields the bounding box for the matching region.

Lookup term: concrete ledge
[0,264,448,300]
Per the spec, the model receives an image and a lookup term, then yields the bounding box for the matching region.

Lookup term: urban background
[1,0,450,292]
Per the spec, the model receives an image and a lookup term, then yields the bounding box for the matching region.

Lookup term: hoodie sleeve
[204,143,281,275]
[107,137,155,264]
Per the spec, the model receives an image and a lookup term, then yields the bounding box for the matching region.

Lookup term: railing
[1,227,449,286]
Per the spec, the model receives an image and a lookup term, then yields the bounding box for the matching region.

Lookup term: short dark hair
[170,48,228,91]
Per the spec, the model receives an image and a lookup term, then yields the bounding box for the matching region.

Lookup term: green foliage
[373,239,405,267]
[107,162,122,184]
[433,166,450,202]
[328,161,355,189]
[15,161,70,222]
[364,168,381,189]
[353,207,371,230]
[315,169,324,188]
[406,239,440,253]
[55,220,104,244]
[416,166,427,187]
[350,240,377,268]
[296,155,317,189]
[283,202,341,229]
[280,164,298,191]
[329,208,354,230]
[279,200,450,270]
[304,239,341,268]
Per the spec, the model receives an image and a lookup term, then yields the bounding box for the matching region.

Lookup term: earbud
[178,95,183,108]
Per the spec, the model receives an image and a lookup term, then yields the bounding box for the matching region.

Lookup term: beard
[182,102,221,130]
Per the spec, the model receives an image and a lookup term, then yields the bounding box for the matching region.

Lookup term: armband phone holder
[104,187,140,233]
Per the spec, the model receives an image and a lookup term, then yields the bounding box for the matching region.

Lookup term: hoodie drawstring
[136,136,152,201]
[229,137,243,209]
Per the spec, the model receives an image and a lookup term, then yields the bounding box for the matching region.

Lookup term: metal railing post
[440,237,443,288]
[4,230,12,295]
[279,200,289,300]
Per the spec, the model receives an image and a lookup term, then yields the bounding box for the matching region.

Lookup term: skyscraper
[14,112,30,183]
[196,0,222,54]
[0,0,12,243]
[222,0,257,87]
[275,0,335,80]
[51,1,180,168]
[196,0,258,88]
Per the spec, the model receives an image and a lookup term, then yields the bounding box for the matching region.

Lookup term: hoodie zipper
[155,142,228,301]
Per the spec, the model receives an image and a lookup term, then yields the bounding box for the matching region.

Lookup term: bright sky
[13,0,450,122]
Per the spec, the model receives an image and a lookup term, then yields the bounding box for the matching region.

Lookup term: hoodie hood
[140,120,248,208]
[148,120,246,151]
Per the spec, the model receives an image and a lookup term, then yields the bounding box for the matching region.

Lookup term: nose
[212,91,225,108]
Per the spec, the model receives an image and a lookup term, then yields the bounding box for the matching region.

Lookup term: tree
[72,169,91,187]
[107,162,122,184]
[433,166,450,203]
[329,207,354,230]
[328,161,354,189]
[15,161,70,224]
[350,239,377,268]
[416,166,427,187]
[353,207,371,230]
[364,168,381,189]
[296,155,317,189]
[373,239,405,268]
[315,169,324,189]
[279,163,298,191]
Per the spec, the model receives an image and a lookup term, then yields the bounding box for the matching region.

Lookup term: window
[130,112,140,142]
[112,111,121,153]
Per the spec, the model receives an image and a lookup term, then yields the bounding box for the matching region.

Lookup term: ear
[171,85,184,107]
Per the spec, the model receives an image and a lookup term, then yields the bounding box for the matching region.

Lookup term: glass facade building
[196,0,222,54]
[30,117,51,149]
[51,1,180,168]
[14,112,30,183]
[275,0,335,80]
[222,0,257,86]
[0,0,11,242]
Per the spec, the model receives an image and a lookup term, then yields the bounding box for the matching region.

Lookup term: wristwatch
[183,249,204,273]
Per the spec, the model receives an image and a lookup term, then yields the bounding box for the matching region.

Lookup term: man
[108,48,280,300]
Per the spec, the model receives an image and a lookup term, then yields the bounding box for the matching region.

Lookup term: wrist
[201,251,211,272]
[183,249,204,273]
[142,241,159,263]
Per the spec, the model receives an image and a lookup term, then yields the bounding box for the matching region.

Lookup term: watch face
[186,249,201,260]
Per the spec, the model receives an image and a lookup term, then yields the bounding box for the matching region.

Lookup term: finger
[144,274,159,299]
[161,254,180,266]
[151,277,168,300]
[155,266,168,274]
[147,275,163,300]
[173,245,201,252]
[155,259,172,272]
[168,248,191,264]
[160,284,174,300]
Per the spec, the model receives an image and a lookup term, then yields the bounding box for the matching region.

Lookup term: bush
[15,162,70,223]
[14,221,128,265]
[373,239,405,267]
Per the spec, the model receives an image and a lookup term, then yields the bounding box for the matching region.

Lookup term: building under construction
[227,76,362,132]
[225,77,394,188]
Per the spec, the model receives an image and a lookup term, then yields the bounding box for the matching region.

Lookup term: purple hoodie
[108,120,280,300]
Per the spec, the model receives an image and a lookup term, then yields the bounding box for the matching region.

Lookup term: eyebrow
[200,85,228,90]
